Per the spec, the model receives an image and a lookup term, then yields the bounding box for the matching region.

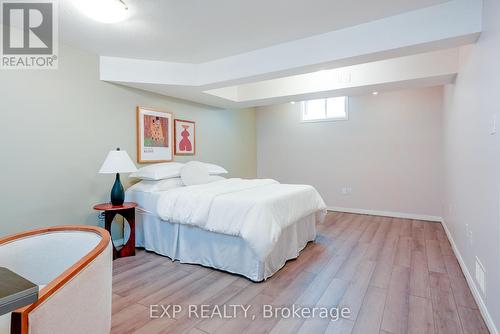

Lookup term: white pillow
[130,162,184,180]
[181,161,211,186]
[200,162,228,175]
[127,178,184,193]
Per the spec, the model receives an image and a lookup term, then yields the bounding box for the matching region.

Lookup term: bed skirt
[134,211,319,281]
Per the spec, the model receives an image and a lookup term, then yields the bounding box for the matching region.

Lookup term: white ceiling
[100,0,482,108]
[61,0,450,63]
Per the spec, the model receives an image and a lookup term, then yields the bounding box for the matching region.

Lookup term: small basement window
[301,96,348,122]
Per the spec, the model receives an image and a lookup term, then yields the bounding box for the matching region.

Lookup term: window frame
[300,96,349,123]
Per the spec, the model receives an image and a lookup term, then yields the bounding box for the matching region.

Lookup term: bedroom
[0,0,498,333]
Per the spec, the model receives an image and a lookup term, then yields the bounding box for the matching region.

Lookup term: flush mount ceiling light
[75,0,129,23]
[372,91,379,95]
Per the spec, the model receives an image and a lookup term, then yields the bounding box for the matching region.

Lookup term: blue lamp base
[111,173,125,206]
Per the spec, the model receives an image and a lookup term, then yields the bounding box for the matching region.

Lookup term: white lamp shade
[99,149,138,174]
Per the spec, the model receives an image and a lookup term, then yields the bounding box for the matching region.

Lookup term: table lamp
[99,148,138,206]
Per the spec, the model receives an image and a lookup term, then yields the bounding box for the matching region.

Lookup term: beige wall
[0,45,256,237]
[256,87,443,219]
[442,0,500,330]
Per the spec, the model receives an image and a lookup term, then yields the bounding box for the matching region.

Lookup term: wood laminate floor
[111,212,489,334]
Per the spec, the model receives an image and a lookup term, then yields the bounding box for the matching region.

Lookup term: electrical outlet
[465,223,473,245]
[341,187,352,195]
[97,212,105,228]
[475,257,486,294]
[490,114,497,135]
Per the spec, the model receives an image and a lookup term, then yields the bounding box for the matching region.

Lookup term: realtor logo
[1,0,58,69]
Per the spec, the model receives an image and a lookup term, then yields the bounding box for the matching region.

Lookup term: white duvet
[156,178,326,259]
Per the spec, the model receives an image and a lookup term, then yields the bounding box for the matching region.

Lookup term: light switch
[490,114,496,135]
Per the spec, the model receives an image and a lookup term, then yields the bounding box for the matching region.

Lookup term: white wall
[442,0,500,331]
[256,87,443,219]
[0,45,256,237]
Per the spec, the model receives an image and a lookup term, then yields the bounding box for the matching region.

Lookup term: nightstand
[93,202,137,260]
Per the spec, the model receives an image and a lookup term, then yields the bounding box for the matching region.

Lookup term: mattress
[125,187,321,280]
[125,189,164,215]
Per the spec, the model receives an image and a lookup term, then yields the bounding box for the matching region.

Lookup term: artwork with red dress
[174,119,196,155]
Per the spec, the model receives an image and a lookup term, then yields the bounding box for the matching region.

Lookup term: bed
[125,177,326,281]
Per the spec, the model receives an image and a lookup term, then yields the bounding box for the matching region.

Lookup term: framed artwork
[136,106,173,163]
[174,119,196,156]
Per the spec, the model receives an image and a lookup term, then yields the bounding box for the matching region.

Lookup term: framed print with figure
[136,107,173,163]
[174,119,196,156]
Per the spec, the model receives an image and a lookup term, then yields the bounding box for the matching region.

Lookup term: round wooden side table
[93,202,137,260]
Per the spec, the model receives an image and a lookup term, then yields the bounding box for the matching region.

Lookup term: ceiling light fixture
[75,0,129,23]
[291,101,296,105]
[372,91,379,95]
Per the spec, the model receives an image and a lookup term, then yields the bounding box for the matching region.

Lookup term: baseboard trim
[327,206,442,222]
[440,220,498,334]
